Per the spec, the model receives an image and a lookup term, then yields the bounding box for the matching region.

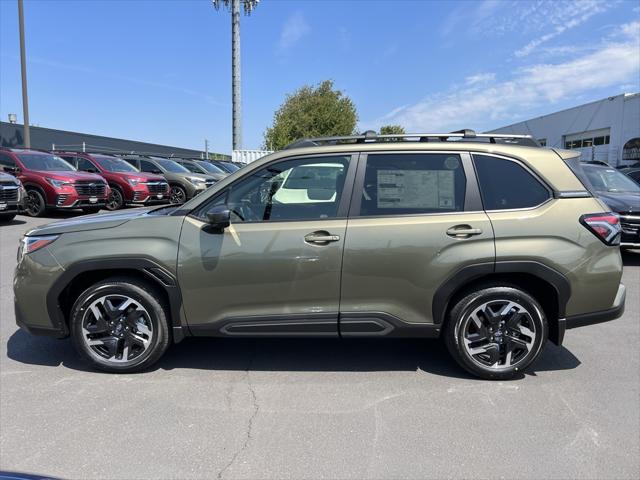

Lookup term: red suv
[57,152,169,211]
[0,148,109,217]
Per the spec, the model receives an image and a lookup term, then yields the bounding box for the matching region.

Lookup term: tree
[264,80,358,150]
[212,0,260,150]
[379,125,406,135]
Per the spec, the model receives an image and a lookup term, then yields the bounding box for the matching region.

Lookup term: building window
[564,130,611,149]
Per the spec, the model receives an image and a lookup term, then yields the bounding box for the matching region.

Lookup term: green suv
[122,156,216,204]
[14,131,626,379]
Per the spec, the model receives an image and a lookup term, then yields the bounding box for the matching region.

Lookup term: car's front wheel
[70,278,170,373]
[444,285,547,380]
[105,187,124,211]
[169,185,187,204]
[25,189,46,217]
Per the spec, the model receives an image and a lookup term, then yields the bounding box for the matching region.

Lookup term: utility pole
[212,1,259,152]
[205,139,209,159]
[18,0,30,148]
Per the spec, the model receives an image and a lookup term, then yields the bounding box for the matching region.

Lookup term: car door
[339,151,495,335]
[177,153,357,336]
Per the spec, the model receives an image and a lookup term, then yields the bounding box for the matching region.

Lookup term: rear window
[473,154,550,210]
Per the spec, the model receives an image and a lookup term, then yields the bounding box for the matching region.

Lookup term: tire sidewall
[70,281,170,373]
[446,287,548,380]
[169,185,186,204]
[106,187,124,211]
[26,189,45,217]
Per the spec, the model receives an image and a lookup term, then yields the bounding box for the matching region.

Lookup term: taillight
[580,213,621,246]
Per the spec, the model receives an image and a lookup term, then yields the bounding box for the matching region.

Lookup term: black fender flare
[47,257,186,342]
[432,260,571,343]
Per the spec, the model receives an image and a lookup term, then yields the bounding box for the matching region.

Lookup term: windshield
[220,162,240,172]
[93,155,139,173]
[17,153,76,171]
[154,159,190,173]
[583,166,640,193]
[197,162,225,174]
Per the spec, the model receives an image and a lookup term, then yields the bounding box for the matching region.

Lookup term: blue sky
[1,0,638,154]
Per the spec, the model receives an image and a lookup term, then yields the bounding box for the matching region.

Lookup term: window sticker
[377,169,455,209]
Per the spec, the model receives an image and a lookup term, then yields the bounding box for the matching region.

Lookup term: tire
[69,277,171,373]
[105,187,124,211]
[0,213,17,223]
[444,285,547,380]
[25,189,46,217]
[82,207,101,215]
[169,185,187,204]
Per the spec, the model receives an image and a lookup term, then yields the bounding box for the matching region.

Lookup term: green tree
[379,125,406,135]
[264,80,358,150]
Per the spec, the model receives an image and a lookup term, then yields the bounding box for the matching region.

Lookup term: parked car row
[0,147,236,220]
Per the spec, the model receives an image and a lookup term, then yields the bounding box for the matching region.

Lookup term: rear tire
[444,285,547,380]
[69,278,171,373]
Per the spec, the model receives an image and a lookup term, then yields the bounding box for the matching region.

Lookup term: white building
[489,93,640,166]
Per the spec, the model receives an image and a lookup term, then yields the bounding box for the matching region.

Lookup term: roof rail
[283,129,539,149]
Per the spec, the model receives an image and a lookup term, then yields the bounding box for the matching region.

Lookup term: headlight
[18,235,59,262]
[127,178,141,186]
[187,177,206,185]
[47,178,70,189]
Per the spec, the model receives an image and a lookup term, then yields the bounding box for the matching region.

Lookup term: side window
[207,155,350,222]
[359,153,466,216]
[123,158,138,168]
[76,158,96,172]
[139,160,157,173]
[0,153,16,169]
[473,154,550,210]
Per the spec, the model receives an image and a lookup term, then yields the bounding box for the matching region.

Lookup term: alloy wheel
[26,191,44,216]
[169,186,186,204]
[462,300,537,370]
[81,294,153,363]
[106,189,123,210]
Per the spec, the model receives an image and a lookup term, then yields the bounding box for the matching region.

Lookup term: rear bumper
[565,283,626,330]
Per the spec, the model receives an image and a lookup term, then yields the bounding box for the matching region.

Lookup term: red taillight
[580,213,621,245]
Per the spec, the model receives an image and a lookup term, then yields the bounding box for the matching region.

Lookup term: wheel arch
[50,258,187,342]
[433,261,570,345]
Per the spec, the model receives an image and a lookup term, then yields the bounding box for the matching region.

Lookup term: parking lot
[1,211,639,480]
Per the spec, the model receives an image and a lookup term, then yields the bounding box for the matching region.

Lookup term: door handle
[304,231,340,244]
[446,225,483,238]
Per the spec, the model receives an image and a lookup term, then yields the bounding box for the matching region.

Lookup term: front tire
[169,185,187,204]
[25,189,46,217]
[70,278,170,373]
[105,187,124,211]
[444,285,547,380]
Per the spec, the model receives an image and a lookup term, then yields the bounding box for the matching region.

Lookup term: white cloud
[370,22,640,133]
[278,12,310,52]
[515,0,612,57]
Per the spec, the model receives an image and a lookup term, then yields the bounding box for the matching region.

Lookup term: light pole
[18,0,30,148]
[212,0,259,151]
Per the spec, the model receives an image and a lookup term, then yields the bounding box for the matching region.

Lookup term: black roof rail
[283,129,539,149]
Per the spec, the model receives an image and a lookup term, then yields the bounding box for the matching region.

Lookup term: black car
[582,164,640,248]
[211,160,240,173]
[620,167,640,184]
[173,158,228,181]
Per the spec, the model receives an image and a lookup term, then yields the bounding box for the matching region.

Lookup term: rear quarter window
[473,154,550,210]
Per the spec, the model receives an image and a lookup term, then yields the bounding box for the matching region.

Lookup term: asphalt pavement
[1,212,639,480]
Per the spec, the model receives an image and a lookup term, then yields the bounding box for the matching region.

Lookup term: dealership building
[489,93,640,166]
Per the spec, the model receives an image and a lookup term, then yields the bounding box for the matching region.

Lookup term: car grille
[620,215,640,236]
[146,182,168,194]
[74,181,106,197]
[0,184,19,202]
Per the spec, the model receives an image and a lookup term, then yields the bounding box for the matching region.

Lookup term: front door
[177,153,356,336]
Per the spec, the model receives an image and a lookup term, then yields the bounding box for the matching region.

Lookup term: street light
[212,0,259,151]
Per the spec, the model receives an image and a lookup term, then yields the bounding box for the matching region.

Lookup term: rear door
[339,151,495,334]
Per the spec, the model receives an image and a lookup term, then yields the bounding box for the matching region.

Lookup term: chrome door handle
[304,232,340,244]
[446,225,483,238]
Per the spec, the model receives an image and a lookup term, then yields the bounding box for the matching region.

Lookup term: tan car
[14,130,625,379]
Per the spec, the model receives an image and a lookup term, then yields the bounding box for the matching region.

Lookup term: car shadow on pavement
[1,218,26,226]
[6,330,581,379]
[622,249,640,266]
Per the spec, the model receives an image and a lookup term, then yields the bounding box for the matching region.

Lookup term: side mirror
[205,205,230,232]
[4,166,19,173]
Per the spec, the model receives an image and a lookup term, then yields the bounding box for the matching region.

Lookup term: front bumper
[564,283,626,330]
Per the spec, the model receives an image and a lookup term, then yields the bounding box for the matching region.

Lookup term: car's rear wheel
[169,185,187,204]
[25,189,46,217]
[70,278,170,373]
[106,187,124,211]
[444,285,547,380]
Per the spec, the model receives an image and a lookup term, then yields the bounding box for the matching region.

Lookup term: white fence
[232,149,273,164]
